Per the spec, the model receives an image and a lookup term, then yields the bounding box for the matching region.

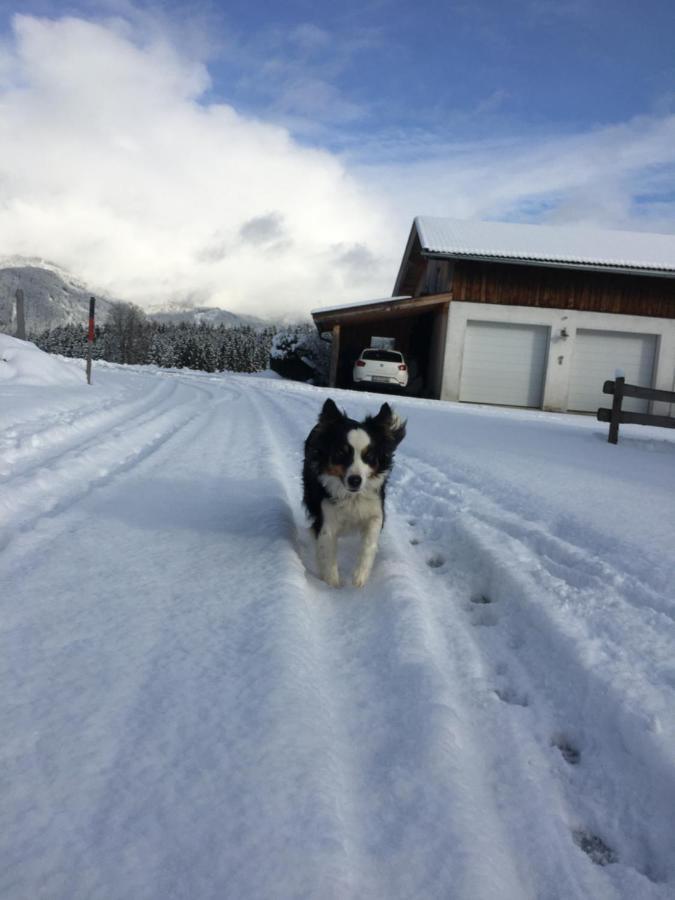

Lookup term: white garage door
[569,329,657,413]
[459,321,549,407]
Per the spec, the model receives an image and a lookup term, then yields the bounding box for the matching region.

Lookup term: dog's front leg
[317,527,340,587]
[353,516,382,587]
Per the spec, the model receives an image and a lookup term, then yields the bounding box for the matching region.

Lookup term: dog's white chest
[322,490,382,534]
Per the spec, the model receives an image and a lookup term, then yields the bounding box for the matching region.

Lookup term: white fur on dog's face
[318,426,385,500]
[345,428,372,491]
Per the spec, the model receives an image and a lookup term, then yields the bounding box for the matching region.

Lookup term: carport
[311,294,450,398]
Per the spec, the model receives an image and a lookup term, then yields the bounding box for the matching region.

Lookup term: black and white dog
[303,398,406,588]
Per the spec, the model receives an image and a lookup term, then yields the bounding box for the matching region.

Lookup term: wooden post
[15,289,26,340]
[328,324,340,388]
[608,375,624,444]
[86,296,96,385]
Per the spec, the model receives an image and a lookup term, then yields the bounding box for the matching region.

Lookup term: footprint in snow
[426,553,445,569]
[410,537,421,546]
[552,735,581,765]
[468,594,498,624]
[494,687,529,707]
[572,829,618,866]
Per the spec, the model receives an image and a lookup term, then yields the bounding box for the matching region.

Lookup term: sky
[0,0,674,318]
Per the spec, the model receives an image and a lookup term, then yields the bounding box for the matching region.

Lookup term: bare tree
[105,302,149,364]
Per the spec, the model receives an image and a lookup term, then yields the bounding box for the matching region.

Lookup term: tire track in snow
[408,441,672,610]
[174,385,668,900]
[48,378,387,899]
[241,387,389,897]
[0,377,215,556]
[249,382,673,896]
[246,386,537,898]
[0,379,179,480]
[395,453,675,893]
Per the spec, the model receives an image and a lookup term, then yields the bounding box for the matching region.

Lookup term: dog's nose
[347,474,362,490]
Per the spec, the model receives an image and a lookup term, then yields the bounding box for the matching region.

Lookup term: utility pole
[86,296,96,384]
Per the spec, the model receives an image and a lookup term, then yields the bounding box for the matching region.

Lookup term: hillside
[145,302,267,329]
[0,258,116,334]
[0,258,269,335]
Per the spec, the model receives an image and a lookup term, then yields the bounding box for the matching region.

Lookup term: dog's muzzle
[346,474,362,491]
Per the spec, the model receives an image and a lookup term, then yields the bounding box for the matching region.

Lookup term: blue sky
[7,0,670,148]
[219,0,675,145]
[0,0,673,314]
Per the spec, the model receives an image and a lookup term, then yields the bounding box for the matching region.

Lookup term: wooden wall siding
[450,260,675,320]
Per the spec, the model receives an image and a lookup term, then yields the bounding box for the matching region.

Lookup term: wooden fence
[597,377,675,443]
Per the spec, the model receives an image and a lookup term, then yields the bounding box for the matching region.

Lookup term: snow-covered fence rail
[597,376,675,444]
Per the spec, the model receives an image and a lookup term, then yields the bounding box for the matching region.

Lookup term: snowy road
[2,347,675,899]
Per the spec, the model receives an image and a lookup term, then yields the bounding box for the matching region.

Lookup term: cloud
[356,113,675,235]
[231,19,377,132]
[0,12,674,321]
[239,212,287,246]
[0,14,392,317]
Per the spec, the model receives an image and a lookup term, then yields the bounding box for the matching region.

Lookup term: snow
[415,216,675,273]
[0,333,84,385]
[1,340,675,899]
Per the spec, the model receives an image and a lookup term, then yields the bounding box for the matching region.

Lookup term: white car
[353,348,409,390]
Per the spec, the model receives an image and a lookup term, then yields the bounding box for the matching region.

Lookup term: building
[311,217,675,414]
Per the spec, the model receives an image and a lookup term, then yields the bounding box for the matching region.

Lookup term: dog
[303,398,406,588]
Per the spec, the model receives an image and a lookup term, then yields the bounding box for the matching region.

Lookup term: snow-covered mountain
[0,258,271,334]
[145,302,267,329]
[0,257,116,334]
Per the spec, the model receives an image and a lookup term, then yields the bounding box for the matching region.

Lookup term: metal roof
[416,216,675,274]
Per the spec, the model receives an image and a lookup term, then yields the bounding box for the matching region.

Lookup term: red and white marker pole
[86,296,96,385]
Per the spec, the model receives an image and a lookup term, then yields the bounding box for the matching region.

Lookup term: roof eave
[421,250,675,279]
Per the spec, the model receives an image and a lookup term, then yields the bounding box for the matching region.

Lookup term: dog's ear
[318,398,344,425]
[373,402,406,446]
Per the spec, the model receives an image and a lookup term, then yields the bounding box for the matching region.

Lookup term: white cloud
[0,14,392,317]
[357,114,675,234]
[0,13,674,320]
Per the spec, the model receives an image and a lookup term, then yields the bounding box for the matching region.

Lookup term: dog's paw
[352,569,370,588]
[323,570,341,588]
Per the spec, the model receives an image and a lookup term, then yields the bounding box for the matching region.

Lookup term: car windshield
[361,350,403,362]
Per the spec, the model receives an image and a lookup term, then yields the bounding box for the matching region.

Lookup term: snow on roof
[311,295,412,317]
[416,216,675,274]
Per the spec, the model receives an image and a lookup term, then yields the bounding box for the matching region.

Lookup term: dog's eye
[363,449,377,465]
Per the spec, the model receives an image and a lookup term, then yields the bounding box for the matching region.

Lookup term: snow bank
[0,334,83,385]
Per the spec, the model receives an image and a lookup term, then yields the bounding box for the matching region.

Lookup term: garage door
[459,321,549,407]
[569,329,657,413]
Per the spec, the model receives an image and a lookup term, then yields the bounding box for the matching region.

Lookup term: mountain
[0,258,271,335]
[145,303,268,330]
[0,257,115,334]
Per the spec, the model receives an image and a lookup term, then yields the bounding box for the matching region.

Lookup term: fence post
[86,296,96,385]
[15,289,26,340]
[608,375,625,444]
[328,324,340,387]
